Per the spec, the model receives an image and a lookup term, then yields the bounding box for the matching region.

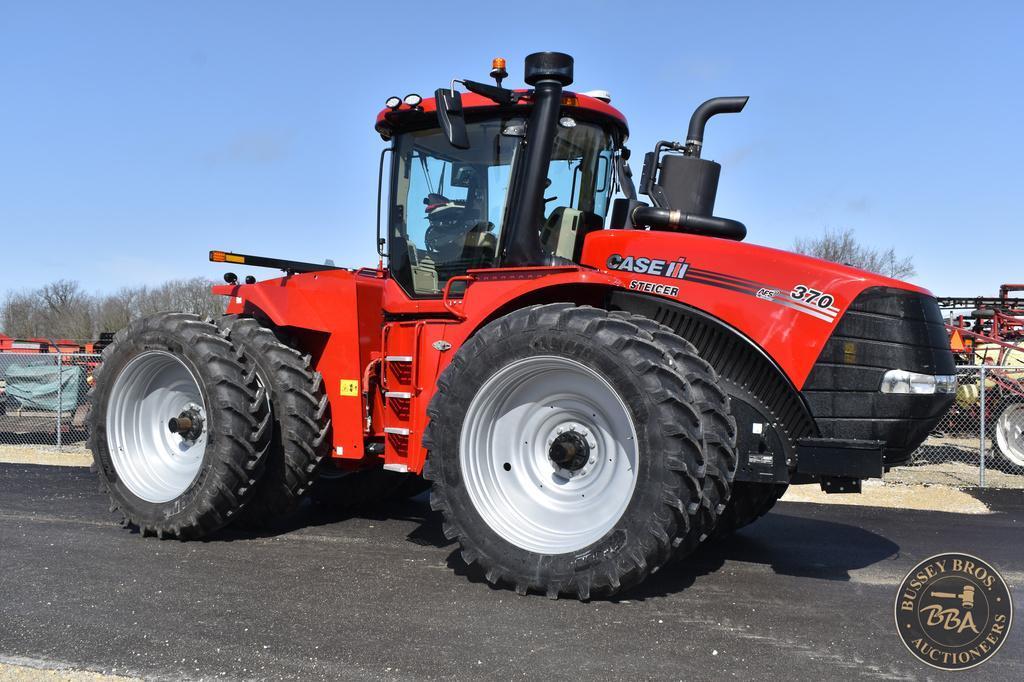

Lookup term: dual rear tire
[88,313,270,538]
[89,313,331,537]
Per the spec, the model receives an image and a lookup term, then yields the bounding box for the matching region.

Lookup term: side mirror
[435,88,469,149]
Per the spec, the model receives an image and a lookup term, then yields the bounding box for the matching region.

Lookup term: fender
[580,229,932,388]
[213,269,386,460]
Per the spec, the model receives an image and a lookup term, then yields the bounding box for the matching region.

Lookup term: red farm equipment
[938,285,1024,468]
[87,53,956,599]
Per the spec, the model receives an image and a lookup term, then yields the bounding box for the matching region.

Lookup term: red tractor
[88,53,955,599]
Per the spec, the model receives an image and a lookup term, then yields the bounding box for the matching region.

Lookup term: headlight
[880,370,957,394]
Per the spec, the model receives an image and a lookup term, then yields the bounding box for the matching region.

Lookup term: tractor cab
[374,56,628,297]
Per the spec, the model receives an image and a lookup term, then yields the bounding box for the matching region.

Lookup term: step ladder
[380,324,422,473]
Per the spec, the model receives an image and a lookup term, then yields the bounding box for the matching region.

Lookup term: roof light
[583,89,612,103]
[558,116,577,128]
[490,57,508,86]
[403,93,422,107]
[385,96,402,110]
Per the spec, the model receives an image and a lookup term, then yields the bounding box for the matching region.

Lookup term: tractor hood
[581,229,933,388]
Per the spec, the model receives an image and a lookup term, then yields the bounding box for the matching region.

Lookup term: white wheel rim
[995,404,1024,467]
[459,356,638,554]
[106,351,208,503]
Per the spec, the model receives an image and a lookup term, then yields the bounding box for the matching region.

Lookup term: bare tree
[1,278,223,341]
[794,228,916,279]
[135,278,224,320]
[39,280,94,340]
[1,290,46,338]
[93,287,137,334]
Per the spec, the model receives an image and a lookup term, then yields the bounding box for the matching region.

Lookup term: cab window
[387,118,614,296]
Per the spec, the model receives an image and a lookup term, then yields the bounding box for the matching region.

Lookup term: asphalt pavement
[1,464,1021,680]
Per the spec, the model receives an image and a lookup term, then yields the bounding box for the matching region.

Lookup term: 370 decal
[790,285,835,309]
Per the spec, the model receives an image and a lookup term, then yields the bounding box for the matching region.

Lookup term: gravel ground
[0,658,137,681]
[0,446,91,468]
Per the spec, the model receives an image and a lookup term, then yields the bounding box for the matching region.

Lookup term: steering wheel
[423,195,485,254]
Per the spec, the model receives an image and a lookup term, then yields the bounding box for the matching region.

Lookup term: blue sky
[1,1,1021,296]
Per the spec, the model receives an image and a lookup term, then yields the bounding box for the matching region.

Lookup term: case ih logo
[606,254,689,280]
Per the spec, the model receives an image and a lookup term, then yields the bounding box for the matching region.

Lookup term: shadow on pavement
[622,511,900,600]
[313,499,900,601]
[128,487,901,602]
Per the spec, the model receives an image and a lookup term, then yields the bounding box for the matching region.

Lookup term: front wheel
[424,304,735,599]
[994,402,1024,469]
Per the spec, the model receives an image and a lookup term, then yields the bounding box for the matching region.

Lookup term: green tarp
[2,362,85,412]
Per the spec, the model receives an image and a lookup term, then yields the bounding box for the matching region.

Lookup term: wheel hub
[168,405,204,441]
[547,424,598,478]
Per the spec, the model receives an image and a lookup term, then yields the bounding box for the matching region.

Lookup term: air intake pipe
[501,52,574,266]
[631,206,747,241]
[636,96,749,240]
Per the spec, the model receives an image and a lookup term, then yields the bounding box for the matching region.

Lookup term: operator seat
[407,241,439,294]
[540,207,604,261]
[460,222,498,267]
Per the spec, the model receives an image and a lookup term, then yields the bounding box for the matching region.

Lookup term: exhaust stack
[635,96,749,240]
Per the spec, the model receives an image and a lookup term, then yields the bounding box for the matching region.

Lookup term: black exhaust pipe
[685,96,748,158]
[635,96,749,240]
[500,52,573,267]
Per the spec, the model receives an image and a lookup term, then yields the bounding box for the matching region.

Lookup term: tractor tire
[993,402,1024,470]
[219,317,331,526]
[87,313,268,539]
[711,481,788,539]
[423,303,734,599]
[615,312,738,555]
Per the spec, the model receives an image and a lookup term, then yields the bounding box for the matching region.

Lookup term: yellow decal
[339,379,360,396]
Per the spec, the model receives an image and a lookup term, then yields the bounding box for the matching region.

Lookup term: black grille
[803,286,955,463]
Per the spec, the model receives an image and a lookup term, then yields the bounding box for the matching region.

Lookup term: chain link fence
[2,352,1022,488]
[888,364,1024,488]
[0,351,100,455]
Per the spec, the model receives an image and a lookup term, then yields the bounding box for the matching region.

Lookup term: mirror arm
[376,146,394,258]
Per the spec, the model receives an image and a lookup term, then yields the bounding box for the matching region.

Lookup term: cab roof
[375,90,629,141]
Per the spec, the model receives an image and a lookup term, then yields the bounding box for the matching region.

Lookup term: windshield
[387,118,614,296]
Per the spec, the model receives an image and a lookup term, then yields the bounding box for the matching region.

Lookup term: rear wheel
[994,402,1024,469]
[88,313,268,538]
[219,317,331,526]
[424,304,733,599]
[712,482,788,538]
